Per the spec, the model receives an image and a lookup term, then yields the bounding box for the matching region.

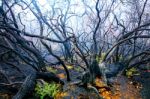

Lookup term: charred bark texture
[12,73,36,99]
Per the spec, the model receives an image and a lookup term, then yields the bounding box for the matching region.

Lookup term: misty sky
[6,0,134,51]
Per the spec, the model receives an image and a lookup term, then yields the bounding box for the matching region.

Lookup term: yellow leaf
[55,92,69,99]
[66,65,74,70]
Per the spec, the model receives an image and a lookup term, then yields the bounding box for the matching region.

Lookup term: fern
[35,82,60,99]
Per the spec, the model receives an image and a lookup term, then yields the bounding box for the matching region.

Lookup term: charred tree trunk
[12,73,36,99]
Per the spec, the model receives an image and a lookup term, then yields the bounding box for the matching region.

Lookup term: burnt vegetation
[0,0,150,99]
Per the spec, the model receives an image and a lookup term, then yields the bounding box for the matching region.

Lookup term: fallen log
[0,83,20,94]
[12,73,36,99]
[10,71,64,99]
[37,72,64,85]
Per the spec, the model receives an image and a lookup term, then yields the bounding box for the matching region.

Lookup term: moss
[96,53,106,63]
[46,67,58,74]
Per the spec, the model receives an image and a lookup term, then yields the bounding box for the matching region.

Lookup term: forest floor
[0,63,150,99]
[47,65,145,99]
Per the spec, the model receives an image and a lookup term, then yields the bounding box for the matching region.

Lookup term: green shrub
[35,82,60,99]
[125,67,140,78]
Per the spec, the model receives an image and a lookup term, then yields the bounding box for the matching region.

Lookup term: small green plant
[126,67,140,78]
[75,67,82,72]
[35,82,60,99]
[46,67,58,74]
